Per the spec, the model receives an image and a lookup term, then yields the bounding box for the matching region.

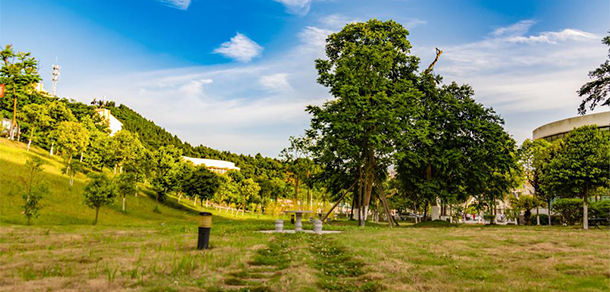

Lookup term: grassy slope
[0,138,199,226]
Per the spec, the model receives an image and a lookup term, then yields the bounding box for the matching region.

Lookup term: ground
[1,139,609,291]
[1,222,609,292]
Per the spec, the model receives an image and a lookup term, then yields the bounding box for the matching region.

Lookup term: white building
[95,108,123,136]
[182,156,240,174]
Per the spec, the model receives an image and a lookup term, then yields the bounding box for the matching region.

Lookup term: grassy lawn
[1,222,608,291]
[1,139,609,291]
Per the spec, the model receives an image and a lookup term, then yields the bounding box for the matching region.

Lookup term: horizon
[2,0,609,157]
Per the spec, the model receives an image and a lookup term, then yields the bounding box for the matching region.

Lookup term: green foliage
[183,166,221,202]
[0,45,41,137]
[542,125,610,229]
[307,19,422,225]
[151,145,184,201]
[83,173,117,225]
[110,130,144,172]
[590,200,610,218]
[21,157,49,224]
[116,172,137,198]
[20,103,52,149]
[62,160,83,187]
[578,32,610,114]
[552,198,584,225]
[509,194,544,225]
[55,121,89,161]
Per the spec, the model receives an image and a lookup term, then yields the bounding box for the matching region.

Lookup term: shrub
[552,198,583,225]
[153,206,162,214]
[529,214,562,225]
[590,200,610,218]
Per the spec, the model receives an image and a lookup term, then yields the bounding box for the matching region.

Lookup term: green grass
[1,139,609,291]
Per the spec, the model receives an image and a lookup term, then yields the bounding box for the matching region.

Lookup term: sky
[1,0,608,157]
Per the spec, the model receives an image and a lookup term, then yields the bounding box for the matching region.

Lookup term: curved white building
[533,111,610,142]
[183,156,240,174]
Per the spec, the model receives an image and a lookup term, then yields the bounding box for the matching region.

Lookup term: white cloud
[179,79,213,97]
[430,20,606,144]
[506,29,597,44]
[299,26,334,54]
[274,0,312,16]
[259,73,292,92]
[404,18,427,29]
[492,20,536,37]
[213,33,263,62]
[156,0,191,10]
[319,14,361,30]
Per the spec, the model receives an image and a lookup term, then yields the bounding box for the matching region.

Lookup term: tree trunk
[362,150,375,222]
[294,176,300,208]
[9,88,16,140]
[178,194,182,203]
[50,142,54,156]
[27,139,32,151]
[80,151,84,162]
[423,201,429,221]
[94,207,100,225]
[536,207,540,226]
[548,199,552,226]
[583,185,589,230]
[122,196,126,212]
[349,194,355,220]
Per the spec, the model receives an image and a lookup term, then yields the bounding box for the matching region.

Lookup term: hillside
[107,104,287,180]
[0,139,196,226]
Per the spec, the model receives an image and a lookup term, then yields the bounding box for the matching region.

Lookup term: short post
[198,212,212,250]
[275,219,284,232]
[295,213,303,232]
[313,219,323,234]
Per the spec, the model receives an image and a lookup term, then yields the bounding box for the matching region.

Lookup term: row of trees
[519,126,610,229]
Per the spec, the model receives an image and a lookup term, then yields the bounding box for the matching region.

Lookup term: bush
[590,200,610,218]
[552,198,583,225]
[484,214,495,222]
[529,214,562,225]
[153,206,162,214]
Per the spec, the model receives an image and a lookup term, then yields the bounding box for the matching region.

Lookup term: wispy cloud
[213,33,263,62]
[505,28,597,44]
[404,18,427,29]
[491,20,536,37]
[274,0,312,16]
[259,73,293,92]
[156,0,191,10]
[179,79,213,97]
[318,14,361,29]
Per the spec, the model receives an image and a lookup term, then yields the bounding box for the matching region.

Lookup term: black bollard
[198,212,212,250]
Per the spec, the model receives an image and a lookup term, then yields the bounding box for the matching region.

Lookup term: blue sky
[1,0,608,156]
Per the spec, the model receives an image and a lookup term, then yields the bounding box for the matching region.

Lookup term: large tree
[578,33,610,114]
[396,79,519,223]
[542,125,610,229]
[0,45,41,140]
[307,19,422,226]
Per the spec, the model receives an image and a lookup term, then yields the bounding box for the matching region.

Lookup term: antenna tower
[51,58,60,96]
